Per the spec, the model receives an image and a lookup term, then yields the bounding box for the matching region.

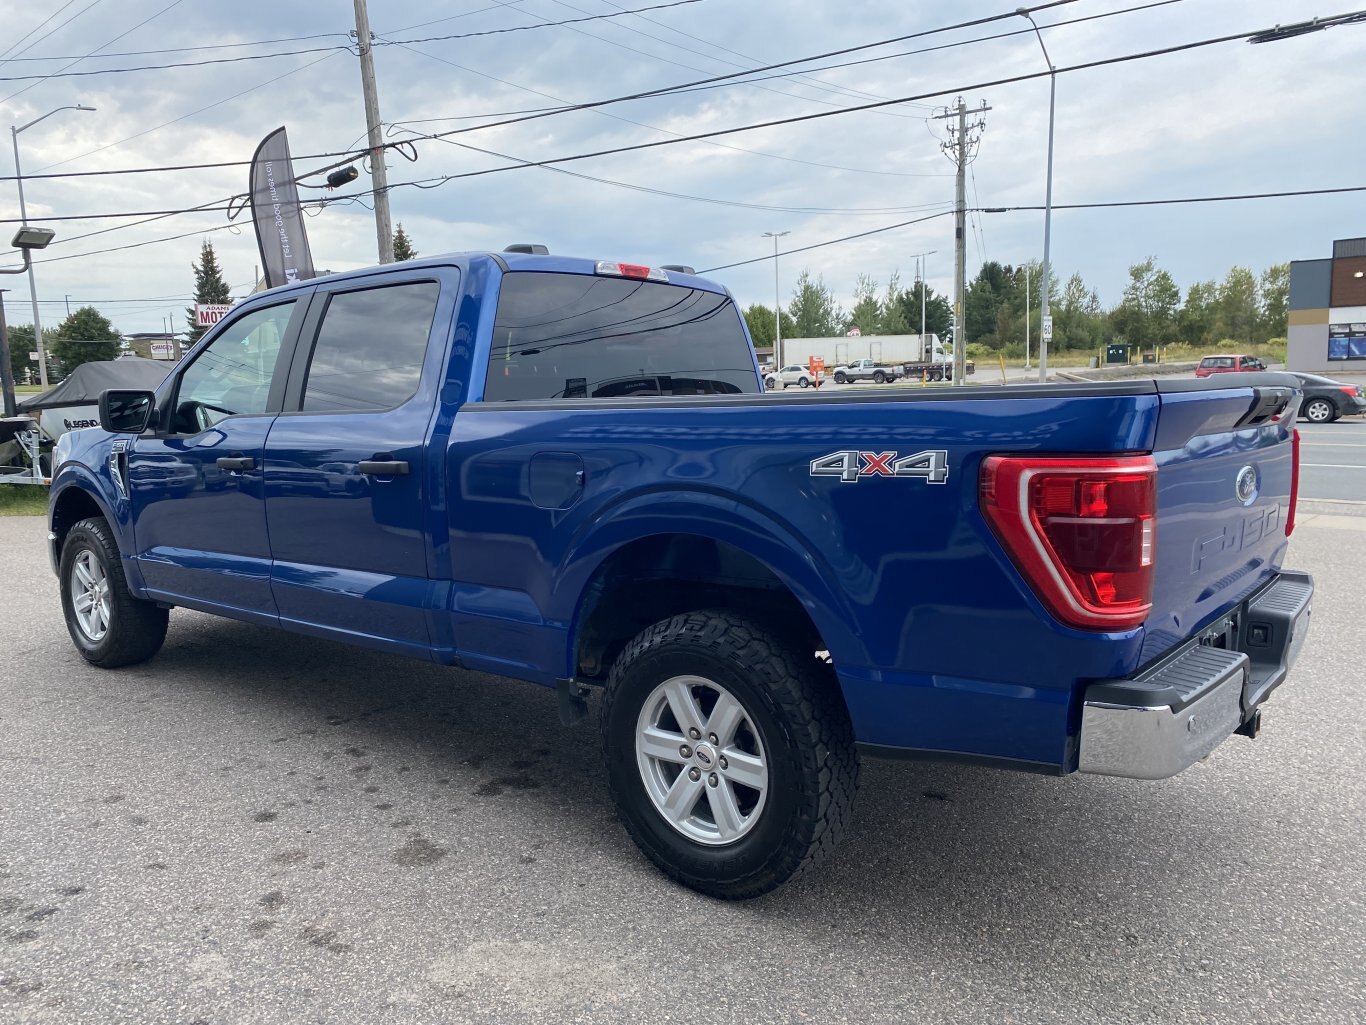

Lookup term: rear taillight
[980,455,1157,631]
[1287,429,1300,537]
[1340,386,1359,399]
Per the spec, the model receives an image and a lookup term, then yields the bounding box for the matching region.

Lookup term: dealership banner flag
[249,126,316,289]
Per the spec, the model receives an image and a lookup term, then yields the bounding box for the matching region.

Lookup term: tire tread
[601,610,858,899]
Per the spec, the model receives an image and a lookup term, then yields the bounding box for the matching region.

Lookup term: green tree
[52,307,121,371]
[393,223,417,262]
[786,269,843,338]
[185,240,232,345]
[878,272,910,334]
[1216,266,1260,344]
[1259,262,1290,341]
[895,280,952,343]
[1177,280,1218,347]
[847,274,881,335]
[742,303,795,355]
[1112,258,1179,348]
[5,323,58,385]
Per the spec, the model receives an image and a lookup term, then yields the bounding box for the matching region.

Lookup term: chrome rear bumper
[1078,571,1313,780]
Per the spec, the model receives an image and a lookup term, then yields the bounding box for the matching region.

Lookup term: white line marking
[1301,463,1366,469]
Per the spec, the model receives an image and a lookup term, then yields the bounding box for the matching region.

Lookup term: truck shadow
[151,612,1269,955]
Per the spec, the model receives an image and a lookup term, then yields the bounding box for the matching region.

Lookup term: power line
[422,134,957,214]
[9,182,1363,274]
[402,0,1088,146]
[397,12,1366,179]
[0,43,352,81]
[586,0,938,111]
[0,30,353,62]
[0,0,705,82]
[700,212,956,273]
[0,0,1171,185]
[387,0,703,45]
[979,185,1366,211]
[11,8,1362,259]
[31,50,344,173]
[1,0,184,104]
[0,0,103,67]
[488,0,928,121]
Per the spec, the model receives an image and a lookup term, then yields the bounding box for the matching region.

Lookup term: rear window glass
[483,271,757,401]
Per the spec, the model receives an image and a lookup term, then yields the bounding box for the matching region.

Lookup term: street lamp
[762,231,790,367]
[11,103,97,387]
[1017,9,1055,383]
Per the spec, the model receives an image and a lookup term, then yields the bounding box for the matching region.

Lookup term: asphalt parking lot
[2,501,1364,1025]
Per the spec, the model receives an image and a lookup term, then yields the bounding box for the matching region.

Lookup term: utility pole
[918,255,926,358]
[762,231,789,367]
[1024,262,1031,370]
[0,289,16,416]
[934,97,989,386]
[352,0,395,264]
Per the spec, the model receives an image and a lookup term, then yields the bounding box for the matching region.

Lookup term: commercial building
[1288,237,1366,372]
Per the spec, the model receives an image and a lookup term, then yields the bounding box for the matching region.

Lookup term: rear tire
[1303,398,1335,423]
[873,370,886,384]
[60,517,168,668]
[601,611,859,900]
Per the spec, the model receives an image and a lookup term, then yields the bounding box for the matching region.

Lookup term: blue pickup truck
[48,249,1313,898]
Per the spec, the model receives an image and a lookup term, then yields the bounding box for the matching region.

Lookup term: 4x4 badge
[809,449,949,484]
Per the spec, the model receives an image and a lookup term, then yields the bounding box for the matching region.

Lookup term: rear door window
[301,281,441,412]
[484,271,757,401]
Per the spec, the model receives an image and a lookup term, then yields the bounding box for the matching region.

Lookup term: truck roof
[249,251,730,300]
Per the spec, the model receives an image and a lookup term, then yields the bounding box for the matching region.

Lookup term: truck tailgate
[1139,377,1299,665]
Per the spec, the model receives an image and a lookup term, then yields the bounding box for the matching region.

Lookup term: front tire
[601,611,859,899]
[833,372,847,384]
[60,517,168,668]
[1303,398,1335,423]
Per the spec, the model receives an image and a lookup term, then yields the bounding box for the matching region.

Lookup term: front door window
[172,302,295,433]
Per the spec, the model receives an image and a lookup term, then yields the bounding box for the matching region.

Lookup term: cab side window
[173,302,295,434]
[300,282,440,412]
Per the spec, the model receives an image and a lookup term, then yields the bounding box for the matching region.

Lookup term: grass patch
[0,483,49,516]
[14,384,42,394]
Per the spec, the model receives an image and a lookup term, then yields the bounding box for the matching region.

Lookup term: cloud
[1,0,1360,335]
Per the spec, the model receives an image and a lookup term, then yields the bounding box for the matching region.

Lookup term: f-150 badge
[809,449,949,484]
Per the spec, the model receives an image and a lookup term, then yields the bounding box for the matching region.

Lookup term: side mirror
[99,389,156,433]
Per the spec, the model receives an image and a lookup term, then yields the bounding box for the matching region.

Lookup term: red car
[1195,354,1268,377]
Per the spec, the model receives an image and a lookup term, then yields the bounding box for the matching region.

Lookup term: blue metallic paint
[45,252,1302,776]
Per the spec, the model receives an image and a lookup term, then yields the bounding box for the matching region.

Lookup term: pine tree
[185,241,232,345]
[393,223,417,262]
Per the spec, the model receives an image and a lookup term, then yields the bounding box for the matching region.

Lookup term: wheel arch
[558,496,866,688]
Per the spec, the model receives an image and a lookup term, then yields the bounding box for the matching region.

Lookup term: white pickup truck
[832,359,905,384]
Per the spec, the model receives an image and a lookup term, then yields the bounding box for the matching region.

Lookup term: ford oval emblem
[1235,465,1258,506]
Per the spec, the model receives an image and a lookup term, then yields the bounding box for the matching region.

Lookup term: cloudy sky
[1,0,1361,337]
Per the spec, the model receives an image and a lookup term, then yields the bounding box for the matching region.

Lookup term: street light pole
[1017,9,1055,383]
[1024,262,1030,370]
[762,231,789,367]
[11,104,96,387]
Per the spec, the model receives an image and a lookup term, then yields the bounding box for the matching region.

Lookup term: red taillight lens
[1340,386,1359,398]
[1286,428,1300,537]
[980,455,1157,631]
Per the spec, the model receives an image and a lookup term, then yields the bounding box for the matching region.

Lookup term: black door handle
[358,459,409,476]
[216,456,255,471]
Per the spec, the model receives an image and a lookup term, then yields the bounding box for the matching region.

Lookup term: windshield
[484,271,758,401]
